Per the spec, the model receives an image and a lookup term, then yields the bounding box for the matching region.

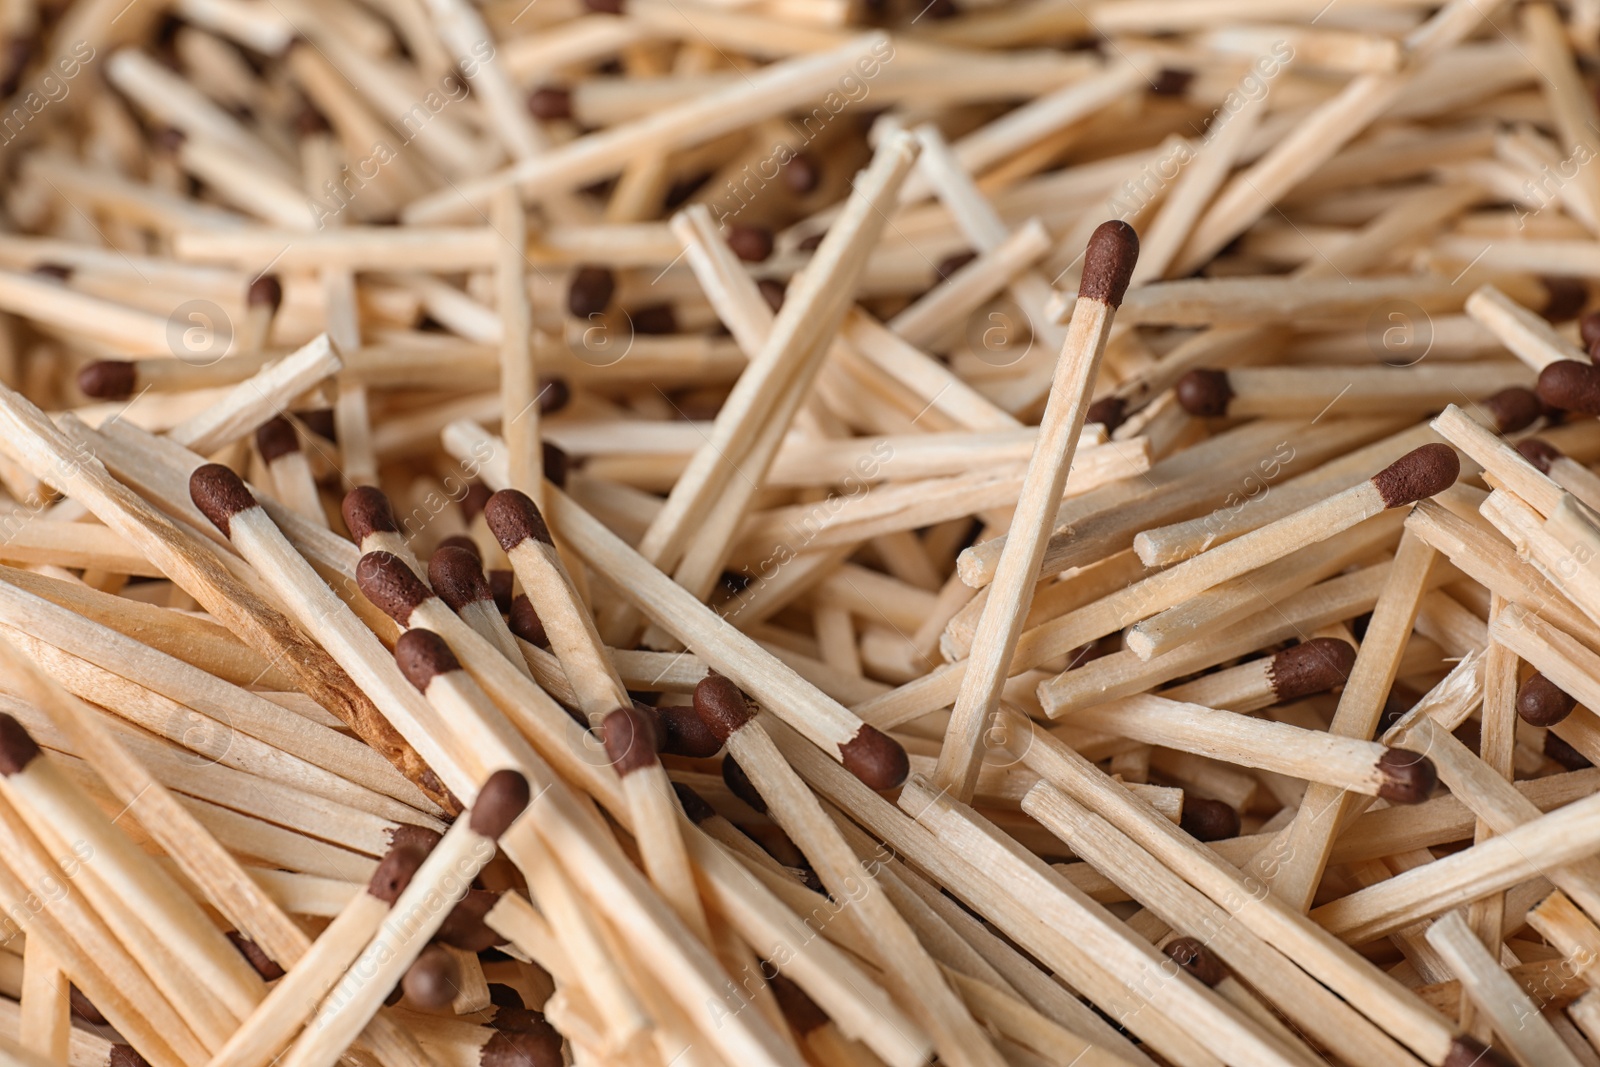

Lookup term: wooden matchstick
[279,770,530,1067]
[342,485,426,580]
[167,333,343,457]
[254,416,326,527]
[934,220,1138,800]
[1173,363,1533,420]
[428,543,530,673]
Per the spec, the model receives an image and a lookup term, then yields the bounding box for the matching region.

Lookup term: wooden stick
[166,333,342,456]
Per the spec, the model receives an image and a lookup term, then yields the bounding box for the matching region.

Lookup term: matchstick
[255,416,327,527]
[1158,637,1356,714]
[933,220,1137,800]
[428,543,530,673]
[167,333,343,457]
[279,770,530,1067]
[342,485,426,580]
[1174,363,1534,419]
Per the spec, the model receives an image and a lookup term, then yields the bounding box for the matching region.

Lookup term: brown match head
[1444,1036,1514,1067]
[77,360,136,400]
[254,416,299,462]
[1376,748,1436,804]
[784,153,821,196]
[482,1028,564,1067]
[429,544,493,611]
[1517,672,1576,727]
[567,265,616,318]
[758,277,786,312]
[1077,220,1139,309]
[1086,395,1127,433]
[69,986,105,1025]
[1180,797,1239,842]
[1515,437,1561,475]
[1267,638,1356,701]
[1582,310,1600,352]
[489,984,525,1011]
[543,441,570,489]
[0,714,39,777]
[342,485,401,544]
[672,782,716,823]
[1371,443,1460,509]
[527,86,571,120]
[394,629,462,693]
[840,724,910,790]
[484,489,553,552]
[368,843,428,903]
[109,1047,151,1067]
[469,769,531,839]
[357,551,432,625]
[436,889,500,951]
[227,932,285,981]
[769,974,828,1035]
[601,704,660,776]
[489,569,515,613]
[299,408,337,442]
[1175,369,1233,417]
[402,943,459,1010]
[463,483,492,522]
[727,224,774,263]
[247,274,283,312]
[439,533,481,558]
[721,754,766,813]
[1483,386,1542,434]
[189,463,259,537]
[540,380,571,418]
[1537,359,1600,415]
[508,595,548,646]
[1163,937,1228,987]
[692,673,755,743]
[656,702,723,758]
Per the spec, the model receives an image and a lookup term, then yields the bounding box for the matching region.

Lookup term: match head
[436,889,500,951]
[1371,443,1460,509]
[484,489,554,552]
[77,360,135,400]
[342,485,400,544]
[482,1029,564,1067]
[0,715,39,776]
[1444,1036,1514,1067]
[567,265,616,318]
[1175,369,1233,417]
[1163,937,1228,987]
[601,704,660,775]
[655,702,723,758]
[721,755,766,813]
[1582,310,1600,351]
[539,380,571,418]
[1180,797,1239,842]
[1086,395,1127,433]
[110,1048,152,1067]
[1537,359,1600,415]
[1515,437,1561,474]
[672,782,716,823]
[769,975,828,1036]
[368,843,428,903]
[429,544,492,611]
[247,274,283,312]
[508,596,547,646]
[356,551,432,625]
[1546,731,1593,771]
[189,464,259,537]
[389,823,444,853]
[227,932,285,981]
[402,943,459,1010]
[692,672,754,743]
[462,484,492,522]
[1267,638,1356,701]
[254,416,299,462]
[469,769,532,840]
[840,724,910,790]
[727,224,774,263]
[543,441,571,488]
[489,569,514,613]
[394,629,462,692]
[527,85,571,120]
[1516,672,1576,727]
[1077,220,1139,309]
[438,534,480,559]
[1483,386,1543,434]
[1376,748,1437,805]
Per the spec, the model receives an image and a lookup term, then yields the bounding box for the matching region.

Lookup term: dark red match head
[189,464,259,537]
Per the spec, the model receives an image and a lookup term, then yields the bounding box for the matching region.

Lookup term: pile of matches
[20,0,1600,1066]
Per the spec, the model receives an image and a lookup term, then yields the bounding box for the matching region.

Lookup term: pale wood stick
[1466,284,1589,371]
[1529,891,1600,994]
[934,222,1137,799]
[280,772,529,1067]
[1008,705,1479,1066]
[0,519,161,576]
[1426,909,1582,1067]
[17,939,66,1065]
[1173,363,1533,420]
[1518,440,1600,512]
[166,333,341,456]
[1481,489,1600,628]
[106,48,288,177]
[903,776,1320,1067]
[1109,275,1464,329]
[887,219,1051,350]
[403,34,892,222]
[1262,531,1438,912]
[494,189,542,505]
[1024,783,1427,1067]
[255,416,326,526]
[1523,2,1600,237]
[0,271,173,355]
